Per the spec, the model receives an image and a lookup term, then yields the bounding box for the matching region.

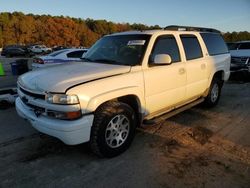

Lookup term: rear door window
[200,33,229,55]
[180,35,203,60]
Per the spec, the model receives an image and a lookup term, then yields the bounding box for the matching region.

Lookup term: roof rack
[164,25,221,33]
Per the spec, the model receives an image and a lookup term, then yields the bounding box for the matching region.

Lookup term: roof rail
[164,25,221,33]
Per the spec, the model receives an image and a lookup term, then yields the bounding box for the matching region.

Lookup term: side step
[143,98,204,125]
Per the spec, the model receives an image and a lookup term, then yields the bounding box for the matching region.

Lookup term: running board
[143,98,204,125]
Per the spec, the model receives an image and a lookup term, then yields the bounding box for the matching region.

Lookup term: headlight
[45,93,79,105]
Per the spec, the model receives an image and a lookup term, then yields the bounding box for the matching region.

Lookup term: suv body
[229,41,250,74]
[16,26,230,157]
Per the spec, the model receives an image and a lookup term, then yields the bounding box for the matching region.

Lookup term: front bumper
[230,63,250,73]
[16,97,94,145]
[230,56,250,73]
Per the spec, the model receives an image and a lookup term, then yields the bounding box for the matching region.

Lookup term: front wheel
[90,101,136,158]
[204,78,222,107]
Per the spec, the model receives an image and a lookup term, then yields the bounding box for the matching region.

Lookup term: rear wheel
[90,101,136,158]
[204,78,222,107]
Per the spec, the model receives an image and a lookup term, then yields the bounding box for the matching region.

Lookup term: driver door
[143,35,186,116]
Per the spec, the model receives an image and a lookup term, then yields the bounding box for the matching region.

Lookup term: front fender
[86,86,145,113]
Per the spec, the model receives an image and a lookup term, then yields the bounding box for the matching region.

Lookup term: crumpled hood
[230,50,250,57]
[18,62,131,93]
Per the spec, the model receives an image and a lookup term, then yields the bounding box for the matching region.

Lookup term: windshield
[83,34,151,66]
[229,42,250,50]
[238,42,250,50]
[227,43,237,50]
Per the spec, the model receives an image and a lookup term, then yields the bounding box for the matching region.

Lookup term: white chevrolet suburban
[16,26,230,157]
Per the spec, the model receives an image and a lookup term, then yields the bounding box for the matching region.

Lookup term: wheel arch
[89,93,143,127]
[213,70,224,81]
[204,70,225,97]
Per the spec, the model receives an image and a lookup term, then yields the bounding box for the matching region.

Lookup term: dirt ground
[0,64,250,187]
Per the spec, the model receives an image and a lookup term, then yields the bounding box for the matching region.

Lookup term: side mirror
[153,54,172,65]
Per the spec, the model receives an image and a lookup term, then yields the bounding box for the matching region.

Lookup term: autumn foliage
[0,12,249,48]
[0,12,161,48]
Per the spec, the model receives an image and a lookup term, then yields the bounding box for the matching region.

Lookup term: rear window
[201,33,229,55]
[181,35,203,60]
[67,50,86,58]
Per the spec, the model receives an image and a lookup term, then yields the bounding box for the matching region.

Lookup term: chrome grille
[19,86,45,100]
[231,56,249,65]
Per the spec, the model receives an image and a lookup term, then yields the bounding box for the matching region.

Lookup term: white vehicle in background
[229,41,250,76]
[32,48,88,69]
[29,45,52,54]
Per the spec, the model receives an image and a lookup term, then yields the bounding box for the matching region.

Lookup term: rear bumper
[15,97,94,145]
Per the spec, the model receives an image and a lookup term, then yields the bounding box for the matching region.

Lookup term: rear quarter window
[200,33,229,55]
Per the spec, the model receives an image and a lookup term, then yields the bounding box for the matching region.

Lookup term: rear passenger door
[180,34,207,100]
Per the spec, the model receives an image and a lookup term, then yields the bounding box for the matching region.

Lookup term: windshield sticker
[127,40,146,46]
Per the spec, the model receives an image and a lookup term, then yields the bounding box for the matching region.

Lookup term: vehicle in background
[0,88,18,109]
[1,45,33,57]
[52,46,68,52]
[226,42,236,50]
[229,41,250,76]
[29,45,52,54]
[32,48,88,69]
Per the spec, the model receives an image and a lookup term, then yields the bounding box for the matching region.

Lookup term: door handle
[179,68,185,75]
[201,63,206,69]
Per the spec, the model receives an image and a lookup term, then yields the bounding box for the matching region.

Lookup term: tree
[0,12,249,48]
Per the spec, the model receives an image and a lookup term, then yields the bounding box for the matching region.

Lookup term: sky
[0,0,249,32]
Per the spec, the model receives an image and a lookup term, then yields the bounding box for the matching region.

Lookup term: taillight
[34,58,44,64]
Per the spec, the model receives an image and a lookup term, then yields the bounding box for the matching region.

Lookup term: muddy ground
[0,70,250,187]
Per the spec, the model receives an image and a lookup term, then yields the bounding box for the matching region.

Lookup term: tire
[0,100,10,110]
[90,101,136,158]
[204,77,222,107]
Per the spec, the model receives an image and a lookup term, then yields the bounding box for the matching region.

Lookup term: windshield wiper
[92,59,121,65]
